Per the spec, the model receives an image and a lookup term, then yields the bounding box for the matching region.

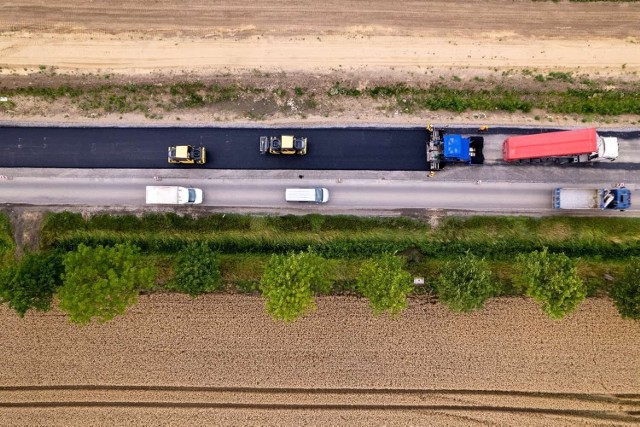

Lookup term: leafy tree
[516,247,586,319]
[169,242,222,297]
[356,253,413,316]
[58,243,155,324]
[436,252,498,313]
[610,257,640,320]
[0,252,63,317]
[259,251,332,322]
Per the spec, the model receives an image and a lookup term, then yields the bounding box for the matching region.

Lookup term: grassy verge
[41,213,640,260]
[329,81,640,115]
[140,253,625,300]
[40,212,640,297]
[2,70,640,119]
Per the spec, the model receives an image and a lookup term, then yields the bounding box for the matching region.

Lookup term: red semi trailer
[502,128,618,163]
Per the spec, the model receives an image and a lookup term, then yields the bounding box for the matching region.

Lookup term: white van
[146,186,203,205]
[285,187,330,204]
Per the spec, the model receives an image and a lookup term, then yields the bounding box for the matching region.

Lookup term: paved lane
[0,126,638,171]
[0,176,636,213]
[0,127,426,170]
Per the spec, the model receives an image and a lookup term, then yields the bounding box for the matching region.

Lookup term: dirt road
[1,295,639,426]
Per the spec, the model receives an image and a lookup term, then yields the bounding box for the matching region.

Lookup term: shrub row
[43,230,640,260]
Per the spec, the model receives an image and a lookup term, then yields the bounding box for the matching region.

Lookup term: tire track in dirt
[1,402,638,424]
[1,385,639,405]
[1,385,639,424]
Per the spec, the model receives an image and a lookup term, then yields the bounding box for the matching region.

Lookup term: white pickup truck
[145,186,203,205]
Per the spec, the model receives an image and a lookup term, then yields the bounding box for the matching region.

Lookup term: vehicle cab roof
[175,146,190,158]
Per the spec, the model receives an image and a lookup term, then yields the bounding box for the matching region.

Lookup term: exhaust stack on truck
[503,128,618,163]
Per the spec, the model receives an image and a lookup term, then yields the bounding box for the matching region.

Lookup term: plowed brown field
[1,0,639,76]
[1,295,639,426]
[2,0,638,37]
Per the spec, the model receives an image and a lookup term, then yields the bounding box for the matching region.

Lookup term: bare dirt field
[2,0,640,78]
[1,1,639,127]
[2,0,639,38]
[1,295,639,426]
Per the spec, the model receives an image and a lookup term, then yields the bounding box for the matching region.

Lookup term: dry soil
[1,295,640,426]
[1,0,639,127]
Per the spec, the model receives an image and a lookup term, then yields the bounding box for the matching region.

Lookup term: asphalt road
[0,126,639,171]
[0,127,425,170]
[0,176,636,214]
[0,126,637,213]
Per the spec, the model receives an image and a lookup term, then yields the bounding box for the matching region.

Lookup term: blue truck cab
[609,187,632,210]
[443,134,471,163]
[427,126,484,170]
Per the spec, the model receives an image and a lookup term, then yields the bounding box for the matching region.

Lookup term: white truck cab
[146,186,203,205]
[595,136,619,161]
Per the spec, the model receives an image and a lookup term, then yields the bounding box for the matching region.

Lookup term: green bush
[436,252,499,313]
[58,243,156,324]
[0,252,63,317]
[516,248,586,319]
[356,253,413,316]
[259,251,333,322]
[609,257,640,320]
[169,242,222,297]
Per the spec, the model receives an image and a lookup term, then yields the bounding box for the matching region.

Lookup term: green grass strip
[5,78,640,116]
[41,213,640,260]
